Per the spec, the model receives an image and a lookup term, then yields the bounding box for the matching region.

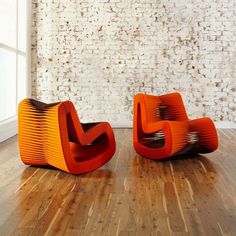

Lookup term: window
[0,0,28,122]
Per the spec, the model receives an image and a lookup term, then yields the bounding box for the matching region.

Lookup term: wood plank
[0,129,235,235]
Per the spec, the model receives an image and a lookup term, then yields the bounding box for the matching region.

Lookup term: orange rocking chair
[133,93,218,159]
[18,99,116,174]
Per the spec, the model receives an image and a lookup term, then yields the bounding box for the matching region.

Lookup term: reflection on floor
[0,129,235,235]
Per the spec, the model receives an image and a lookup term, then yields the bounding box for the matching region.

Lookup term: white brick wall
[32,0,236,123]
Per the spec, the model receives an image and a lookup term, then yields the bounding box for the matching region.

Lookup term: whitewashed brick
[31,0,236,123]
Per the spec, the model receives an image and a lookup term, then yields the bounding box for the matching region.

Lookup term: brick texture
[31,0,236,123]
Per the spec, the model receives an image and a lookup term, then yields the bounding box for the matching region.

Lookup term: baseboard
[111,121,133,128]
[111,121,236,129]
[214,122,236,129]
[0,117,18,143]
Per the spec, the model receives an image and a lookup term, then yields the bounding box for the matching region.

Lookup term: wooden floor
[0,129,236,235]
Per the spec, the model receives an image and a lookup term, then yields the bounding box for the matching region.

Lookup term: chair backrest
[142,92,189,124]
[18,99,68,171]
[158,93,189,121]
[142,94,162,123]
[18,99,84,172]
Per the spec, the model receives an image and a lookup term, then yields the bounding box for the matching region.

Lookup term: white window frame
[0,0,31,143]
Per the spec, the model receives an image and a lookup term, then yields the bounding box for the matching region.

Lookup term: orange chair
[18,99,116,174]
[133,93,218,159]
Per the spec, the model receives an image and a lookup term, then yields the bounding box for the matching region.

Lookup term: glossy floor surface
[0,129,236,235]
